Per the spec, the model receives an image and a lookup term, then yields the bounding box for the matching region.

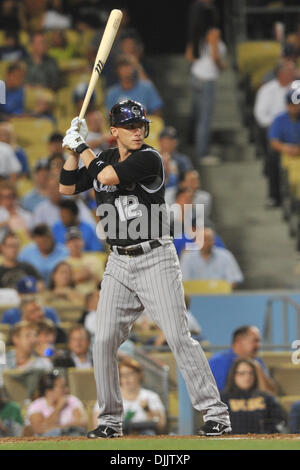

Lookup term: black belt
[112,240,161,257]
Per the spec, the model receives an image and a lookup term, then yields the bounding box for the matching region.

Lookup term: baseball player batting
[60,99,231,438]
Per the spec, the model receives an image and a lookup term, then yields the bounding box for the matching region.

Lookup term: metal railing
[263,295,300,346]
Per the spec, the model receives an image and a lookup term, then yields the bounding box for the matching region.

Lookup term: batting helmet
[109,99,151,137]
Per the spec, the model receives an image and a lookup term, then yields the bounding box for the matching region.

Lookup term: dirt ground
[0,433,299,443]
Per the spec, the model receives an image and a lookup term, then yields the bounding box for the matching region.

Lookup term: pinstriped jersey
[74,144,172,247]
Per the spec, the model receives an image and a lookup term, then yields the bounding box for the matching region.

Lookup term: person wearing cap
[159,126,194,173]
[65,227,104,295]
[21,159,49,212]
[1,274,60,327]
[52,199,104,252]
[268,85,300,207]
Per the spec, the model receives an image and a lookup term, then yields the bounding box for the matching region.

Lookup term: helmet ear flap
[144,122,149,138]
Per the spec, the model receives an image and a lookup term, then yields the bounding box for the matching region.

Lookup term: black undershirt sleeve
[112,149,163,187]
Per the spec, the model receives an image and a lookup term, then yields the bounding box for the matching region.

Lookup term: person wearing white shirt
[0,141,22,180]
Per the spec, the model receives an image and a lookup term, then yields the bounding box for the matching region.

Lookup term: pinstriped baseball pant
[93,241,230,432]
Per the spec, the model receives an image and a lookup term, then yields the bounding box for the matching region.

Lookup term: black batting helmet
[109,99,151,137]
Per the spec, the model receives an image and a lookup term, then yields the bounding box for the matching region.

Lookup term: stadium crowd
[0,0,298,437]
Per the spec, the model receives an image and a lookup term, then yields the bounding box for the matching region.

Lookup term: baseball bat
[78,9,123,119]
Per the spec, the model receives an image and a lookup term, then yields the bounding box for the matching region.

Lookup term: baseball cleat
[197,421,232,436]
[87,425,123,439]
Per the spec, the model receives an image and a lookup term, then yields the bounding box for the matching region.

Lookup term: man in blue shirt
[209,325,277,394]
[0,62,25,116]
[268,86,300,206]
[18,224,69,283]
[52,199,104,252]
[106,55,163,116]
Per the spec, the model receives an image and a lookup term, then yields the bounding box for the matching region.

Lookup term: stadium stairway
[150,54,300,289]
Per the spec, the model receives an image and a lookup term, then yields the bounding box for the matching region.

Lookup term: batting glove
[67,116,89,140]
[62,131,89,154]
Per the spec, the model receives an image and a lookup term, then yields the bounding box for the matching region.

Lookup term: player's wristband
[76,143,90,154]
[59,168,78,186]
[87,158,108,180]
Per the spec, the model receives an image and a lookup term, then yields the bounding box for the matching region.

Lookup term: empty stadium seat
[10,117,55,148]
[271,365,300,396]
[257,351,293,369]
[182,280,232,295]
[67,368,97,402]
[278,395,300,415]
[144,115,164,149]
[236,41,281,78]
[2,369,45,403]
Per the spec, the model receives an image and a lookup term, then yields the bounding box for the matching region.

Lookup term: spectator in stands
[82,288,100,331]
[0,232,43,288]
[0,30,28,61]
[27,371,87,436]
[30,88,56,124]
[161,151,178,191]
[268,86,300,207]
[0,181,33,244]
[18,223,69,283]
[221,358,286,434]
[185,0,226,165]
[180,226,244,286]
[254,61,296,176]
[52,199,104,252]
[34,319,57,359]
[1,276,61,326]
[105,54,163,116]
[65,227,103,295]
[0,388,24,437]
[209,325,277,394]
[0,62,26,116]
[86,109,112,154]
[41,0,72,31]
[47,132,65,158]
[48,30,76,61]
[25,31,61,91]
[5,321,53,371]
[0,0,27,31]
[72,82,96,116]
[47,153,65,178]
[0,141,22,183]
[159,126,194,174]
[118,29,154,82]
[289,399,300,433]
[21,159,49,212]
[0,120,30,177]
[42,260,85,307]
[33,174,96,228]
[93,356,167,435]
[53,325,92,369]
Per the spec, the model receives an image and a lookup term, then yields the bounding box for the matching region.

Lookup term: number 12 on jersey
[114,195,142,221]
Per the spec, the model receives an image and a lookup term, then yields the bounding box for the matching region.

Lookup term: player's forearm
[59,153,80,195]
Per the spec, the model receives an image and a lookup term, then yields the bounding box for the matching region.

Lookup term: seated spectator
[0,0,27,31]
[161,151,178,190]
[34,319,57,359]
[0,388,24,437]
[0,232,43,289]
[47,132,66,159]
[1,276,61,326]
[254,61,295,177]
[0,30,28,62]
[41,1,72,31]
[173,219,225,258]
[5,321,53,371]
[86,109,113,154]
[72,82,96,116]
[209,325,277,394]
[289,400,300,433]
[93,357,166,435]
[65,228,103,295]
[81,288,100,328]
[30,88,56,124]
[0,119,30,177]
[118,29,154,82]
[53,325,92,369]
[48,29,76,61]
[180,226,244,287]
[106,55,163,116]
[159,126,194,174]
[221,358,286,434]
[268,86,300,207]
[33,175,96,228]
[0,181,33,244]
[47,153,65,178]
[25,31,61,91]
[21,159,49,212]
[18,224,69,283]
[0,141,22,183]
[0,61,26,116]
[27,371,87,437]
[52,199,104,252]
[42,261,85,307]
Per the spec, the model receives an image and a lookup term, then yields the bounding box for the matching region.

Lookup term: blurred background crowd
[0,0,300,438]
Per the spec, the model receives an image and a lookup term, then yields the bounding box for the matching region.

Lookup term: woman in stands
[221,358,286,434]
[42,261,84,307]
[93,356,167,435]
[27,370,87,436]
